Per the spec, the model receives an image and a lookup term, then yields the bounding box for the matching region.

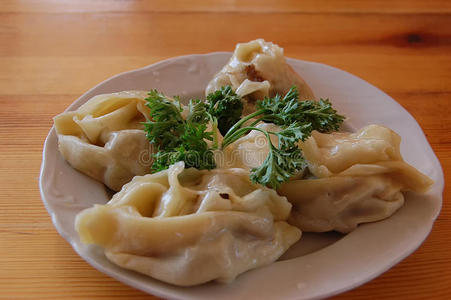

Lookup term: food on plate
[205,39,315,114]
[144,86,343,189]
[53,91,153,191]
[226,123,432,233]
[52,39,433,286]
[280,176,406,233]
[76,162,301,286]
[299,124,431,184]
[71,85,341,284]
[278,125,433,232]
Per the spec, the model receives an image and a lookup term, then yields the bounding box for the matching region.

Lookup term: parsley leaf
[186,98,209,124]
[297,99,344,132]
[248,129,306,189]
[143,92,216,172]
[143,86,344,190]
[143,90,184,149]
[256,87,344,132]
[275,123,312,149]
[206,86,243,136]
[221,86,344,188]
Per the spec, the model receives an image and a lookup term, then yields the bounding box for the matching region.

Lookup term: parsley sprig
[221,86,344,188]
[206,86,243,135]
[143,86,344,189]
[143,91,216,172]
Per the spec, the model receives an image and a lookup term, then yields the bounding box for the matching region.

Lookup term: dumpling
[279,124,433,233]
[219,122,280,170]
[299,124,433,192]
[54,91,153,191]
[279,175,405,233]
[75,162,301,286]
[206,39,315,114]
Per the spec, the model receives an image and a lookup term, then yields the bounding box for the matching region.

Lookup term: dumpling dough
[299,124,433,192]
[220,122,281,170]
[279,124,433,233]
[54,91,153,191]
[219,122,307,179]
[75,162,301,286]
[279,175,405,233]
[206,39,315,114]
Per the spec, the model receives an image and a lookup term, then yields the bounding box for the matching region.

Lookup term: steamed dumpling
[75,162,301,286]
[219,122,281,170]
[300,124,433,192]
[54,91,153,191]
[206,39,315,114]
[279,124,433,233]
[279,175,405,233]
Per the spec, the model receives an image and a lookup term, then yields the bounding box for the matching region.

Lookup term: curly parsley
[143,86,344,189]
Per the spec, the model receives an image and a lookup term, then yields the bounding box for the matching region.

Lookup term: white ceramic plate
[39,53,444,300]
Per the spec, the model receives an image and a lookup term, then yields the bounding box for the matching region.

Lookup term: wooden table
[1,1,450,299]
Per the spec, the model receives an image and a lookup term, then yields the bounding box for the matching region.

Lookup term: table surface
[1,1,450,299]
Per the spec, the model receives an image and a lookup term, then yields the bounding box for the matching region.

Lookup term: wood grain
[0,1,450,299]
[2,0,451,13]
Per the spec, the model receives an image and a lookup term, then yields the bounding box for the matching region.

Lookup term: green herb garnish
[143,90,216,172]
[143,86,344,189]
[206,85,243,136]
[221,86,344,188]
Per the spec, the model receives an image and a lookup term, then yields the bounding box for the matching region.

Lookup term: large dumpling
[206,39,315,114]
[279,124,433,233]
[54,91,153,191]
[299,124,433,192]
[279,175,405,233]
[75,162,301,286]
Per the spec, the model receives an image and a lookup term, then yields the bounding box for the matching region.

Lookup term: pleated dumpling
[300,124,433,192]
[54,91,153,191]
[279,175,405,233]
[205,39,315,114]
[279,124,433,233]
[75,162,301,286]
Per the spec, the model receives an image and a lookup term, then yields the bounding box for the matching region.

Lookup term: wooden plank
[1,0,451,14]
[1,12,449,97]
[1,12,450,57]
